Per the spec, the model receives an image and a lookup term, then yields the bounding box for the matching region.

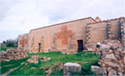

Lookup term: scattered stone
[25,62,29,66]
[27,55,39,63]
[45,62,63,75]
[31,67,36,70]
[41,56,51,62]
[40,67,47,71]
[63,62,81,76]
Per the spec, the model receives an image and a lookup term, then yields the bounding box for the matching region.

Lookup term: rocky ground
[91,40,125,76]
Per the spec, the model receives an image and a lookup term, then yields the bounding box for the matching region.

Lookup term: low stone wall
[0,48,28,62]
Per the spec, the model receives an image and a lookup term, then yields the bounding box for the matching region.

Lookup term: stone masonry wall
[27,17,95,53]
[18,34,29,49]
[120,18,125,51]
[87,18,122,43]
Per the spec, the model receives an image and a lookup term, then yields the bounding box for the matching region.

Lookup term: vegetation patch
[8,51,99,75]
[0,57,29,74]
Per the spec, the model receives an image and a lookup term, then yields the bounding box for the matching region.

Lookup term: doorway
[77,40,84,52]
[38,43,41,52]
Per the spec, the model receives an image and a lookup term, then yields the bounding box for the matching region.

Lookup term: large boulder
[63,62,81,76]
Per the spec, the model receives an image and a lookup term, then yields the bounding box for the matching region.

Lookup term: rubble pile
[0,48,28,62]
[27,55,39,63]
[41,56,51,62]
[7,48,28,60]
[91,40,125,76]
[0,51,7,61]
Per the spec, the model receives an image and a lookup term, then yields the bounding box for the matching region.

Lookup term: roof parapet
[87,17,125,25]
[95,16,101,22]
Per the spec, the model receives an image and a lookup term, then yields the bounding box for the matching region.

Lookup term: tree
[2,39,18,47]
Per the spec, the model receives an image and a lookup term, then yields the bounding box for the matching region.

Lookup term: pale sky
[0,0,125,43]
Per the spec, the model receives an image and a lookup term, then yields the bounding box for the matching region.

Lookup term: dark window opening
[77,40,84,52]
[38,43,41,52]
[96,44,100,48]
[96,42,101,48]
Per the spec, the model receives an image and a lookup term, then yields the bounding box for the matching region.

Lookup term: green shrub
[0,45,17,51]
[0,39,18,51]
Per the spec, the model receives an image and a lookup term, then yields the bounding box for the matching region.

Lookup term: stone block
[108,69,117,76]
[91,65,105,75]
[63,62,81,76]
[105,54,117,60]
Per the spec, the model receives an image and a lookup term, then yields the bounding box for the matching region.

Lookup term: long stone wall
[26,17,95,53]
[18,17,125,53]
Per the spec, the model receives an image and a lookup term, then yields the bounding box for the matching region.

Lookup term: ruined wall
[87,18,122,43]
[18,34,29,49]
[28,17,95,53]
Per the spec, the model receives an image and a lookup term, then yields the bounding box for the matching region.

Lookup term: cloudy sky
[0,0,125,42]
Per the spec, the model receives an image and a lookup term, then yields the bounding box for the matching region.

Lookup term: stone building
[18,17,125,53]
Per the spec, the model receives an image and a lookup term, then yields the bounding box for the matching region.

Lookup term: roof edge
[30,17,94,32]
[18,33,28,37]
